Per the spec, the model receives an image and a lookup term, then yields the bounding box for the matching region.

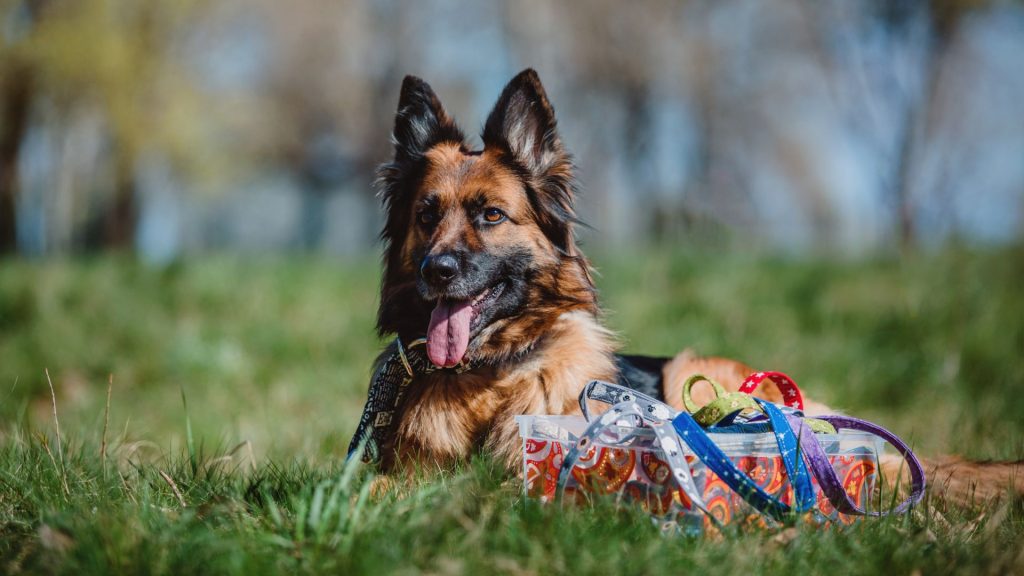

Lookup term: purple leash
[787,414,926,515]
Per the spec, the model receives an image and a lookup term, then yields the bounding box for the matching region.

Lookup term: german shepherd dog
[371,68,1021,503]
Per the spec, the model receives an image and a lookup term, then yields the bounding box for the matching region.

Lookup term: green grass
[1,247,1023,574]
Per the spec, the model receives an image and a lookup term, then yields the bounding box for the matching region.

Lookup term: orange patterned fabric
[523,438,877,529]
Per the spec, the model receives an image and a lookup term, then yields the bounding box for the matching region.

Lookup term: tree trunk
[891,5,955,253]
[102,154,137,249]
[891,105,919,251]
[0,65,33,254]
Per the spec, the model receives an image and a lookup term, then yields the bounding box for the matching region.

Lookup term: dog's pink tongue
[427,300,473,368]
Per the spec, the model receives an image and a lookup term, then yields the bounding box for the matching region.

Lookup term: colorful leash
[682,373,836,434]
[736,371,925,513]
[788,414,926,515]
[739,371,804,409]
[674,375,817,520]
[575,375,926,522]
[573,379,819,523]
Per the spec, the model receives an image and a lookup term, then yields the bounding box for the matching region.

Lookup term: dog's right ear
[390,75,465,164]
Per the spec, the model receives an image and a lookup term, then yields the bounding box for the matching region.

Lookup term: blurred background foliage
[1,0,1022,259]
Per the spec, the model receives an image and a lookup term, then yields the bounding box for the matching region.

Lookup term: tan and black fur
[371,69,1022,504]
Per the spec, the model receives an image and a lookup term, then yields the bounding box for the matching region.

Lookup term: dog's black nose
[421,253,461,284]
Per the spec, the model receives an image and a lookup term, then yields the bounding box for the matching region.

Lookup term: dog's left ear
[483,69,566,178]
[483,69,577,253]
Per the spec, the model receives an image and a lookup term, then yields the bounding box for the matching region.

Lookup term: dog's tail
[881,453,1024,505]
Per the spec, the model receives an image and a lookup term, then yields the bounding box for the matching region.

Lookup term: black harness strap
[347,339,431,462]
[347,338,475,463]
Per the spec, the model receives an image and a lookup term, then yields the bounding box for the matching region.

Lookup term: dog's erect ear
[391,75,465,164]
[482,69,565,175]
[378,76,464,242]
[483,69,578,254]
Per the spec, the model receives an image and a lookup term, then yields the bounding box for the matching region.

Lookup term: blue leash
[670,398,816,521]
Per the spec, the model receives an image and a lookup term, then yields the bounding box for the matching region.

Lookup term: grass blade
[101,374,113,480]
[180,385,197,477]
[44,369,70,498]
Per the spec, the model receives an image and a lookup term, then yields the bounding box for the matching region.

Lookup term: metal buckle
[395,337,416,377]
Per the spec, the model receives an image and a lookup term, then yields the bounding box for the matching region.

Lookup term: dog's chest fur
[383,311,617,471]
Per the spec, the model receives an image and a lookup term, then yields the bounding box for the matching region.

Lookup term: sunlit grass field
[1,247,1023,574]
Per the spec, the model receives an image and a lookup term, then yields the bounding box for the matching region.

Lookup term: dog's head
[376,69,597,368]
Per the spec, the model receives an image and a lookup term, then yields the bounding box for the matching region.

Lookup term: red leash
[738,371,805,410]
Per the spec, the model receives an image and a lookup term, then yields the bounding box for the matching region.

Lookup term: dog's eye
[417,210,436,227]
[483,208,506,224]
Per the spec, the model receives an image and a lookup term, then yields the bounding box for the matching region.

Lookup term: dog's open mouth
[426,282,505,368]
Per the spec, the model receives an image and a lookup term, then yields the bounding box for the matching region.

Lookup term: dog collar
[347,337,479,463]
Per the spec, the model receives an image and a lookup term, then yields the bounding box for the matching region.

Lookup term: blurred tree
[528,0,680,242]
[0,0,206,253]
[0,57,31,253]
[884,0,966,250]
[0,0,42,253]
[240,0,386,249]
[803,0,990,251]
